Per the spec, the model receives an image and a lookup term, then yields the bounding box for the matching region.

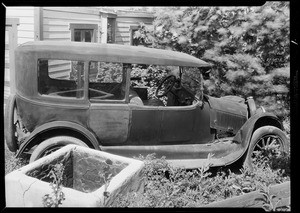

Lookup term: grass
[110,147,290,207]
[4,142,29,175]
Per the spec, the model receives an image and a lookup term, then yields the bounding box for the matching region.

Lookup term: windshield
[181,67,203,99]
[130,64,204,99]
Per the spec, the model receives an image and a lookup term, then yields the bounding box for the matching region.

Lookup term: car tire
[243,125,289,170]
[29,136,89,163]
[4,94,18,152]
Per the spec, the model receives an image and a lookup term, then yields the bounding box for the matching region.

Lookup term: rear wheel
[29,136,88,163]
[244,126,288,170]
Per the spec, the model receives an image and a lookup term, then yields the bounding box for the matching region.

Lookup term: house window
[74,29,93,42]
[107,18,116,43]
[70,24,98,43]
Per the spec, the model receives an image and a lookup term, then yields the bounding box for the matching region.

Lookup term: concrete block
[5,145,145,207]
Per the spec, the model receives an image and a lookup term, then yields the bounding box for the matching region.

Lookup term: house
[5,7,155,93]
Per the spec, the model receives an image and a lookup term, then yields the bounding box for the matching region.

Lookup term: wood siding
[6,7,34,88]
[6,7,35,45]
[5,18,19,95]
[5,7,154,80]
[42,7,102,42]
[5,30,10,82]
[41,7,102,78]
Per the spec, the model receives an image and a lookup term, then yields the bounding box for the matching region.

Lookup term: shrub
[113,147,290,207]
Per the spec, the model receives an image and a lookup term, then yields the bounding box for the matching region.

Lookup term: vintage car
[5,41,288,169]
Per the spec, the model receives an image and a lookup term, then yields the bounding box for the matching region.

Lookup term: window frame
[37,58,89,103]
[107,18,116,44]
[88,62,131,104]
[70,23,98,43]
[130,25,139,46]
[36,58,131,104]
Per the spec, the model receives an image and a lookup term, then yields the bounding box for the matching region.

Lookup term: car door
[127,105,161,145]
[159,105,196,143]
[89,103,130,144]
[128,104,197,145]
[88,61,130,144]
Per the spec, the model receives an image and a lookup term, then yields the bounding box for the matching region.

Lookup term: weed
[255,184,290,211]
[42,163,66,207]
[100,159,114,204]
[114,147,290,207]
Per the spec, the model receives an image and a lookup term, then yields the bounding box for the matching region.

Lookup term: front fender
[16,121,99,157]
[232,109,283,155]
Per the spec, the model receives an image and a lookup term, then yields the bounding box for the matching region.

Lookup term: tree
[135,3,290,120]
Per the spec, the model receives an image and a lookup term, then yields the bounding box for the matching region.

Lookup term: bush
[5,143,29,175]
[113,148,290,207]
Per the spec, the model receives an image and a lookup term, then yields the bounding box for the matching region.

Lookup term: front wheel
[29,136,89,163]
[243,126,289,170]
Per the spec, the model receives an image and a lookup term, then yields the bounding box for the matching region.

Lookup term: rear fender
[233,109,283,155]
[16,121,99,157]
[4,94,18,152]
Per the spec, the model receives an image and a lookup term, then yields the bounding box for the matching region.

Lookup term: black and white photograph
[3,3,292,209]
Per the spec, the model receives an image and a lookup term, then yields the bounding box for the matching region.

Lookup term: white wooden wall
[6,7,35,45]
[5,18,19,95]
[42,7,102,42]
[5,7,154,81]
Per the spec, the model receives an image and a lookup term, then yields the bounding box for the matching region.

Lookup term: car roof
[18,41,211,68]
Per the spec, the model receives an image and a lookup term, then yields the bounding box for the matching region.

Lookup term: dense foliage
[112,147,290,208]
[134,2,290,121]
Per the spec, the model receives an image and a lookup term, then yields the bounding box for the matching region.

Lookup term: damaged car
[5,41,289,169]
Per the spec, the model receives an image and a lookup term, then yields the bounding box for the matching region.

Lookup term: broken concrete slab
[5,145,145,207]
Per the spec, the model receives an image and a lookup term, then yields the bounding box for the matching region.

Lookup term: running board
[100,139,245,169]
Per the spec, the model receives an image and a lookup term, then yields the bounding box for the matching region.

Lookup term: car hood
[205,95,248,134]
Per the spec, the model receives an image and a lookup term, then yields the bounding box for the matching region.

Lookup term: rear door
[88,61,130,144]
[89,104,130,144]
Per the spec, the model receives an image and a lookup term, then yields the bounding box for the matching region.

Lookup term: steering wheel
[155,75,177,98]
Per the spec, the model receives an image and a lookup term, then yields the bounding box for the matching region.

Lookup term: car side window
[38,59,85,99]
[88,62,125,100]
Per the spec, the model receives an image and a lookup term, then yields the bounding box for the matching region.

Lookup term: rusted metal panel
[89,104,130,144]
[128,101,214,145]
[193,101,215,144]
[16,95,89,132]
[100,137,243,167]
[15,50,38,99]
[207,95,248,134]
[210,110,248,134]
[128,106,161,144]
[232,111,282,147]
[160,106,196,142]
[207,95,248,117]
